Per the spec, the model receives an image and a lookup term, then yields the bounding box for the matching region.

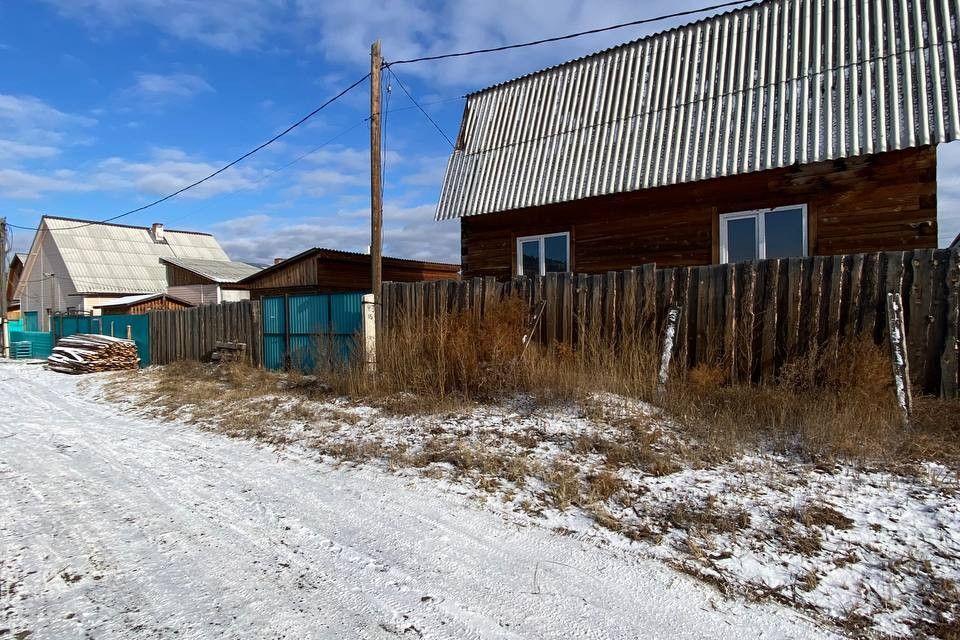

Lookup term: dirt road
[0,362,835,639]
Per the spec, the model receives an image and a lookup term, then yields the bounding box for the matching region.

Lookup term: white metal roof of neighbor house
[40,216,231,294]
[436,0,960,220]
[160,256,261,283]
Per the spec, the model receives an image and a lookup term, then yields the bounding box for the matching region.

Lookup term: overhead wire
[387,67,456,148]
[7,72,371,233]
[385,0,757,66]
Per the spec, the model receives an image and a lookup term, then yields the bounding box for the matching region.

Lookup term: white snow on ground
[85,367,960,638]
[0,361,835,640]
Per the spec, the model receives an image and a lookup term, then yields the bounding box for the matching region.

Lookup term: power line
[381,74,392,203]
[385,0,756,66]
[7,72,371,233]
[387,67,456,148]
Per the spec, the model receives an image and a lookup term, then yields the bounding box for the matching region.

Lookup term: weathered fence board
[381,250,960,397]
[149,300,261,367]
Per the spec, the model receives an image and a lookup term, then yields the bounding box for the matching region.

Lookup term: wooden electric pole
[370,40,383,305]
[0,217,8,358]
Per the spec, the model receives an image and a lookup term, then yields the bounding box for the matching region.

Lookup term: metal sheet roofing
[160,257,261,283]
[42,216,231,294]
[93,292,193,308]
[436,0,960,220]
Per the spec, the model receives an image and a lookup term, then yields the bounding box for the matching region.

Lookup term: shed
[94,293,194,315]
[161,256,261,305]
[233,248,460,300]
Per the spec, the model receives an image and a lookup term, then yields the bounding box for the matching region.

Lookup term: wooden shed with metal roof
[437,0,959,279]
[232,248,460,300]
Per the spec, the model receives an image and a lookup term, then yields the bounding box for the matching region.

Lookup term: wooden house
[5,253,26,319]
[161,256,260,305]
[436,0,959,279]
[15,216,241,331]
[233,247,460,300]
[94,293,194,315]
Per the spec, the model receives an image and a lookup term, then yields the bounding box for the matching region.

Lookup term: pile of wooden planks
[47,334,140,374]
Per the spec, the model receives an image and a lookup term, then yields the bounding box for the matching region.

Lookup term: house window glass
[543,235,568,273]
[516,233,570,276]
[720,205,807,263]
[726,217,758,263]
[764,207,806,259]
[520,240,540,277]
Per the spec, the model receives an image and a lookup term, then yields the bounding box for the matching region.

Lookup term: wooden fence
[148,300,262,367]
[381,249,960,399]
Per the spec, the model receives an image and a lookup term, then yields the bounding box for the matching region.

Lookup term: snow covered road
[0,362,836,639]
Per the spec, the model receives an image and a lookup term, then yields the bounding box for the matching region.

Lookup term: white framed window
[516,232,570,276]
[719,204,808,264]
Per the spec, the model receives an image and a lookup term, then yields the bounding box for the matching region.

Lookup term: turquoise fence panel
[288,294,329,335]
[263,335,286,371]
[7,319,23,333]
[23,311,38,332]
[262,296,285,334]
[51,314,150,367]
[330,293,362,335]
[261,292,364,371]
[9,330,54,359]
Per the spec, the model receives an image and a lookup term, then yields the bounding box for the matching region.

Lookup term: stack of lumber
[211,341,246,363]
[47,334,140,374]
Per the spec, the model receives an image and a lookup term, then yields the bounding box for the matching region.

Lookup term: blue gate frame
[52,314,151,367]
[262,292,363,371]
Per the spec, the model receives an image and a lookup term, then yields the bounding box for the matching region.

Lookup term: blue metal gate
[52,314,151,366]
[262,293,363,371]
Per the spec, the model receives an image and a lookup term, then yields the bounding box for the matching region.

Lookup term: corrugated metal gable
[43,217,231,294]
[437,0,960,220]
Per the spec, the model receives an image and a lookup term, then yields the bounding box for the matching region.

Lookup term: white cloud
[132,72,213,100]
[42,0,287,52]
[0,94,95,145]
[0,139,60,162]
[211,201,459,265]
[0,168,93,199]
[93,147,262,198]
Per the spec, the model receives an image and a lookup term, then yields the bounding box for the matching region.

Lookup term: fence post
[657,305,682,398]
[362,293,377,373]
[886,292,913,427]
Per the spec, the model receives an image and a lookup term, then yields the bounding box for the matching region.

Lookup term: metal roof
[160,257,261,283]
[237,247,461,284]
[93,292,193,308]
[40,216,231,294]
[436,0,960,220]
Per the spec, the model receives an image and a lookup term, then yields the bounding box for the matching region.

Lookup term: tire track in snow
[1,363,838,639]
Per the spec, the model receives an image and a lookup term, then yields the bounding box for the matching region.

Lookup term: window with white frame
[719,205,808,264]
[516,232,570,276]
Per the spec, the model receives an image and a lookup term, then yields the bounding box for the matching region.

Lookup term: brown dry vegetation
[350,298,960,468]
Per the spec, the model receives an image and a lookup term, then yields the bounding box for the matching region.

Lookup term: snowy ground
[0,361,836,639]
[88,364,960,638]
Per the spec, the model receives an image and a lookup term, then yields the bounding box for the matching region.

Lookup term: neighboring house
[95,293,195,315]
[233,247,460,300]
[952,232,960,251]
[16,216,234,331]
[162,256,260,306]
[5,253,26,319]
[437,0,957,279]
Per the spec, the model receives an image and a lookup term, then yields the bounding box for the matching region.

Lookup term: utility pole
[0,217,8,358]
[370,40,383,309]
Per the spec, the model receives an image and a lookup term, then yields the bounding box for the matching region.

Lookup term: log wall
[460,147,938,278]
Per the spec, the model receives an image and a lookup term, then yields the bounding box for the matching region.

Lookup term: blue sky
[2,0,959,265]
